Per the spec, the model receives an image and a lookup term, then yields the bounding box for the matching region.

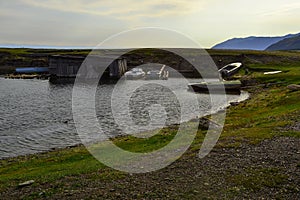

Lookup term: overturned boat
[219,62,242,78]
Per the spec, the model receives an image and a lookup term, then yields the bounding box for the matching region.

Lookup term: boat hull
[125,74,145,80]
[219,62,242,78]
[188,80,241,94]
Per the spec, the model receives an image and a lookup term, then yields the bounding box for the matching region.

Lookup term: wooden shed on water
[49,55,127,82]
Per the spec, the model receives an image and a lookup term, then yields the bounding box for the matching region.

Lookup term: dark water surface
[0,78,247,159]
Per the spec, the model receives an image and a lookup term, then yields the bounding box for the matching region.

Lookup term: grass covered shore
[0,50,299,199]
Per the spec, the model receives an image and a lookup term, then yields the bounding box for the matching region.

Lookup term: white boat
[124,68,145,80]
[145,70,161,80]
[263,71,282,75]
[144,65,169,80]
[219,62,242,78]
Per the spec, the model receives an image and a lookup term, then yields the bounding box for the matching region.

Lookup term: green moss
[0,146,104,190]
[113,127,178,153]
[221,87,300,145]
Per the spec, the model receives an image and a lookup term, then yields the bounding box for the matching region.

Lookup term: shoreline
[0,89,250,161]
[1,49,299,199]
[1,82,299,198]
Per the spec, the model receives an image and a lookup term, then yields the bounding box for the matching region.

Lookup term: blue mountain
[212,33,300,50]
[266,35,300,50]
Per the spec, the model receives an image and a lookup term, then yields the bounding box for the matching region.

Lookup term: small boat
[263,71,282,75]
[188,80,241,94]
[15,67,49,74]
[145,65,169,80]
[219,62,242,78]
[145,70,161,80]
[124,68,145,80]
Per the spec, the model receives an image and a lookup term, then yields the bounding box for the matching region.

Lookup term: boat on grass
[219,62,242,78]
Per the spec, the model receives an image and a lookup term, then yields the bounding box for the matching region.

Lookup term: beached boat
[188,80,241,94]
[144,65,169,80]
[145,70,161,80]
[124,68,145,80]
[219,62,242,78]
[263,71,282,75]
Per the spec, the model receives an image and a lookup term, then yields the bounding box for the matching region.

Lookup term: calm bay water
[0,78,247,159]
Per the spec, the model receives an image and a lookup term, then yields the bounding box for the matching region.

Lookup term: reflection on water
[0,78,246,158]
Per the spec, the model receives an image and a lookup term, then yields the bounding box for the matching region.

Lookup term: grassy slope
[219,58,300,146]
[0,49,299,198]
[266,35,300,51]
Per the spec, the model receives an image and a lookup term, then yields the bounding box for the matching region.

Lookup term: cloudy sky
[0,0,300,48]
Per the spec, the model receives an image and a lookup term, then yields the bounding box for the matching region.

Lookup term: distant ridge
[212,33,300,50]
[0,44,93,49]
[266,35,300,51]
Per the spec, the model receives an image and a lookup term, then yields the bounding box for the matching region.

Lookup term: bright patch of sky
[0,0,299,48]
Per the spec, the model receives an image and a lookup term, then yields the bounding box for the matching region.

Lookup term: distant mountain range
[212,32,300,51]
[266,35,300,51]
[2,33,300,51]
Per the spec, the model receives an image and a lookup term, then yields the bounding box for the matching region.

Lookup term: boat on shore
[5,67,49,80]
[142,65,169,80]
[124,68,145,80]
[145,70,161,80]
[188,80,242,94]
[219,62,242,78]
[145,69,169,80]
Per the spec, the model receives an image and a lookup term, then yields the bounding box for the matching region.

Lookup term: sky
[0,0,300,48]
